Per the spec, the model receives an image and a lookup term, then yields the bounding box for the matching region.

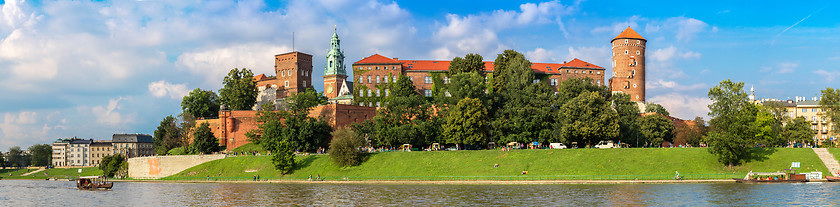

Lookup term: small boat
[825,176,840,182]
[76,176,113,190]
[734,169,808,183]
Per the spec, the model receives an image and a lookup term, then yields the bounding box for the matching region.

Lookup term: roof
[354,54,402,65]
[253,74,268,81]
[796,100,820,106]
[112,134,154,143]
[356,54,603,74]
[69,139,93,144]
[612,27,645,42]
[275,51,312,57]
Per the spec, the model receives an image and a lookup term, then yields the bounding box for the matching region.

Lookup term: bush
[99,154,126,177]
[168,147,188,155]
[329,127,366,167]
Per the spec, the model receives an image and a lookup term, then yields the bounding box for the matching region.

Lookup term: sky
[0,0,839,150]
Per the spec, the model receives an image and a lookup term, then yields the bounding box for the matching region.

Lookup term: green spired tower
[323,27,348,99]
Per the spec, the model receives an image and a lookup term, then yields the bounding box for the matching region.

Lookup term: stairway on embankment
[813,148,840,176]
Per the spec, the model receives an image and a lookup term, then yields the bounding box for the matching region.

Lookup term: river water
[0,179,837,206]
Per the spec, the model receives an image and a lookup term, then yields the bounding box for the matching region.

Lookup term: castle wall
[127,154,226,179]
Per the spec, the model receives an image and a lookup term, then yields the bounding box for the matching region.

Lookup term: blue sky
[0,0,838,150]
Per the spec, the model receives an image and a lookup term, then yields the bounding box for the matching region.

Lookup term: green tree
[753,107,784,147]
[153,115,183,155]
[390,75,419,98]
[7,146,25,168]
[189,122,220,154]
[645,102,670,116]
[705,79,758,167]
[219,68,258,110]
[0,150,4,168]
[639,114,675,147]
[271,141,296,174]
[181,88,220,118]
[329,127,367,167]
[783,116,814,146]
[556,77,610,104]
[99,154,126,177]
[443,97,489,146]
[449,53,485,75]
[612,93,642,147]
[490,50,527,93]
[821,88,840,134]
[28,144,52,166]
[558,91,620,147]
[354,75,442,148]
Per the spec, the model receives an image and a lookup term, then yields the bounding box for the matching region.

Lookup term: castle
[200,27,647,151]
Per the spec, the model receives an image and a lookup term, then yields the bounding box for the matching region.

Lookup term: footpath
[21,168,46,176]
[813,148,840,176]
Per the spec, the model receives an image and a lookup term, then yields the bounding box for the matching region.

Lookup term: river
[0,180,837,206]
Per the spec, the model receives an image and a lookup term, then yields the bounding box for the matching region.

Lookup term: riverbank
[117,178,745,185]
[173,148,830,179]
[0,167,102,180]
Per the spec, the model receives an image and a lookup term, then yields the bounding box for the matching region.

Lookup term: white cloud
[650,46,702,62]
[814,69,838,82]
[432,1,575,60]
[89,97,134,126]
[176,44,290,87]
[0,111,54,148]
[648,93,712,120]
[566,46,611,67]
[777,62,798,74]
[591,15,642,35]
[669,17,708,41]
[526,48,555,63]
[148,80,190,99]
[646,79,707,91]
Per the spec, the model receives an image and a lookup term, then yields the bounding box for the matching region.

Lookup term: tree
[0,150,4,168]
[443,98,489,146]
[821,88,840,134]
[752,107,784,147]
[639,114,675,147]
[329,127,367,167]
[705,79,758,167]
[449,53,485,75]
[189,122,220,154]
[28,144,52,166]
[783,116,814,146]
[154,115,183,155]
[7,146,26,168]
[674,117,707,147]
[181,88,220,118]
[556,77,610,104]
[99,154,126,177]
[218,68,258,110]
[645,102,670,116]
[557,91,620,147]
[613,93,642,147]
[490,50,528,93]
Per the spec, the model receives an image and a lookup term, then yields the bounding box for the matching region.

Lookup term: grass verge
[1,167,103,180]
[171,148,828,179]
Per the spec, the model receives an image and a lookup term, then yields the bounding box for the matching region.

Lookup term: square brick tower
[609,27,646,103]
[274,51,313,99]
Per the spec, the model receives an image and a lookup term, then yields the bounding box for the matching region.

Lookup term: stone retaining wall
[128,154,226,179]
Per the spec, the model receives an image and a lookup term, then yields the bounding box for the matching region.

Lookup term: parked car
[549,143,567,149]
[594,141,617,148]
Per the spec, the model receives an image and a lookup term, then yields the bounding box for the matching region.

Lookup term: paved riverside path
[21,167,46,176]
[813,148,840,176]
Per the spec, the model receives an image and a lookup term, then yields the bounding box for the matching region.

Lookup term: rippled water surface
[1,180,837,206]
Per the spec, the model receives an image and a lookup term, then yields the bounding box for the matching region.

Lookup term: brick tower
[609,27,646,103]
[274,51,313,99]
[323,28,347,99]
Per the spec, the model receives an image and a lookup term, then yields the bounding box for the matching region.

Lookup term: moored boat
[825,176,840,182]
[76,176,113,190]
[733,169,808,183]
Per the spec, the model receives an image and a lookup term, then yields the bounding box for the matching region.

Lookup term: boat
[825,176,840,182]
[76,176,113,190]
[733,169,808,183]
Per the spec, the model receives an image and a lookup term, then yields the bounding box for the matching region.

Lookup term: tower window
[625,50,628,55]
[285,81,289,87]
[636,50,641,55]
[633,84,637,88]
[625,39,628,43]
[376,66,379,70]
[637,40,641,44]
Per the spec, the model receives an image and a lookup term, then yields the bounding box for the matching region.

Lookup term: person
[494,164,499,168]
[308,175,313,181]
[317,174,321,181]
[674,171,680,180]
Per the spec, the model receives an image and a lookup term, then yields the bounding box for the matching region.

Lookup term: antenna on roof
[292,32,295,52]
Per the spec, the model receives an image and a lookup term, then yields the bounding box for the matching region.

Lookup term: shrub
[329,127,366,167]
[168,147,188,155]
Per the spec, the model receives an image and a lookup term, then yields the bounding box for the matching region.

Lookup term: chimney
[394,58,399,60]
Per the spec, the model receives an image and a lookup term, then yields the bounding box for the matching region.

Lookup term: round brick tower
[609,27,646,103]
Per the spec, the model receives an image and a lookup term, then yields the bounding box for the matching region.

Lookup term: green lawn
[231,143,268,154]
[1,167,103,180]
[827,148,840,163]
[171,148,829,179]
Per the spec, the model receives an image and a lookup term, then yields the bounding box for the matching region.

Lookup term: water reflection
[2,180,840,206]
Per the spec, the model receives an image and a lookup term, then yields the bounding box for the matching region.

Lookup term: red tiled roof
[613,27,645,41]
[354,54,401,64]
[253,74,268,81]
[563,58,604,69]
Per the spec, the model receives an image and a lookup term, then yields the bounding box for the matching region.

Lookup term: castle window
[597,71,601,74]
[444,77,450,84]
[636,50,641,55]
[376,75,380,83]
[424,76,432,84]
[376,89,381,97]
[376,102,381,107]
[285,81,289,87]
[550,79,557,86]
[367,76,371,83]
[597,80,601,86]
[533,79,540,83]
[376,66,379,70]
[633,84,637,88]
[625,39,628,43]
[385,75,389,83]
[359,67,363,70]
[303,80,307,86]
[424,90,432,97]
[409,76,413,82]
[359,89,364,96]
[566,70,570,73]
[367,89,372,97]
[637,40,641,44]
[359,76,363,83]
[330,61,333,68]
[393,76,398,82]
[625,50,628,55]
[281,71,285,77]
[385,89,389,96]
[367,67,371,70]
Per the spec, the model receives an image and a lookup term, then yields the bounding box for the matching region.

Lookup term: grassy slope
[231,143,268,154]
[172,148,829,178]
[1,167,103,180]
